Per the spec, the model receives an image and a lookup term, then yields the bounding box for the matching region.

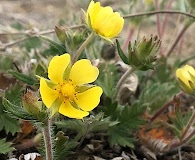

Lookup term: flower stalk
[72,33,95,63]
[113,67,135,100]
[42,118,53,160]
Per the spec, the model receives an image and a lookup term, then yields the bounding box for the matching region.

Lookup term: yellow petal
[93,6,113,28]
[69,59,99,85]
[176,65,195,88]
[59,100,89,119]
[89,3,124,39]
[75,86,102,111]
[48,54,70,84]
[176,69,189,87]
[99,13,124,38]
[40,78,59,108]
[186,65,195,76]
[88,1,101,26]
[87,1,95,17]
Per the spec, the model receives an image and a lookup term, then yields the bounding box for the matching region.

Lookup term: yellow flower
[85,0,124,40]
[39,54,103,119]
[176,65,195,94]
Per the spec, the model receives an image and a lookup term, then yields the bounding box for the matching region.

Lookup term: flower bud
[176,65,195,95]
[22,89,42,115]
[55,26,67,43]
[116,35,160,71]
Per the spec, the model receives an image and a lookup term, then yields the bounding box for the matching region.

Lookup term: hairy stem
[42,118,53,160]
[72,33,95,63]
[113,67,135,100]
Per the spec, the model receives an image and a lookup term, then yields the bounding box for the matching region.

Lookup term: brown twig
[154,0,161,38]
[0,24,85,51]
[166,20,193,57]
[161,0,175,37]
[181,109,195,140]
[123,10,195,19]
[149,92,184,123]
[170,129,195,149]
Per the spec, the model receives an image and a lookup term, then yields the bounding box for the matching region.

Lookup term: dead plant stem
[149,92,183,123]
[0,24,85,51]
[123,10,195,19]
[181,110,195,140]
[166,20,193,57]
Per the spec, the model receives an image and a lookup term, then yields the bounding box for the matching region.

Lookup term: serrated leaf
[2,98,34,120]
[0,113,20,135]
[139,83,179,113]
[108,124,135,148]
[116,39,128,64]
[39,35,66,54]
[0,138,15,154]
[0,98,20,135]
[9,70,37,85]
[55,131,78,160]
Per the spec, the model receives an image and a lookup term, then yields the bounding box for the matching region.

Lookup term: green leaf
[11,22,24,30]
[96,63,119,98]
[9,70,37,85]
[0,98,20,135]
[108,124,135,148]
[139,82,179,113]
[0,112,20,135]
[4,84,23,106]
[2,98,34,120]
[39,36,66,54]
[0,55,13,71]
[116,39,128,64]
[22,37,42,52]
[0,138,15,154]
[54,131,78,160]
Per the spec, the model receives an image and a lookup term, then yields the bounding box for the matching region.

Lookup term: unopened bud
[117,35,160,71]
[55,26,67,43]
[176,65,195,95]
[22,89,42,115]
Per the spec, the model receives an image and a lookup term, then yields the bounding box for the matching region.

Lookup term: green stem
[42,118,53,160]
[113,67,135,100]
[72,33,95,63]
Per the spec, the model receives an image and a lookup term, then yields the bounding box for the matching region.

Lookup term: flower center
[60,81,76,100]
